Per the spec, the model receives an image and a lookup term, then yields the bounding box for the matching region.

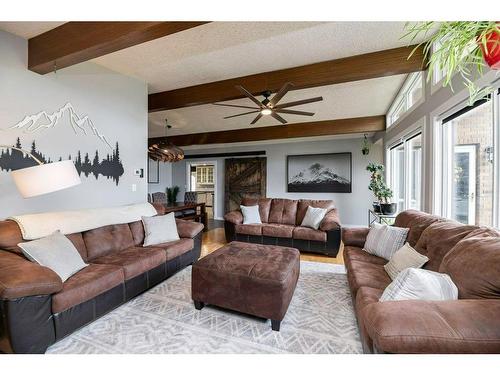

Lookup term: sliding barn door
[224,157,267,213]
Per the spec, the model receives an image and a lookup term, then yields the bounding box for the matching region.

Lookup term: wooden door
[224,157,267,213]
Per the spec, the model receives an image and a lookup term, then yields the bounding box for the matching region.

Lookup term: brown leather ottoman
[191,241,300,331]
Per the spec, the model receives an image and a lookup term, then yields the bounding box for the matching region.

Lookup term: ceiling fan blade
[271,112,287,124]
[236,85,264,108]
[274,96,323,109]
[274,109,314,116]
[250,113,263,124]
[213,103,260,110]
[223,110,260,119]
[270,82,294,106]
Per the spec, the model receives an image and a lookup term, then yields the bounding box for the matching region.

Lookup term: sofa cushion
[262,223,294,238]
[148,238,194,261]
[235,224,262,236]
[92,247,166,280]
[83,224,135,260]
[129,220,145,246]
[347,260,392,295]
[52,263,124,313]
[296,199,335,225]
[268,199,298,225]
[414,221,477,271]
[394,210,443,247]
[343,246,387,266]
[241,197,272,223]
[292,226,326,242]
[440,236,500,299]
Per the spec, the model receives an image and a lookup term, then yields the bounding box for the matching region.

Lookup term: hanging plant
[361,134,370,155]
[404,22,500,104]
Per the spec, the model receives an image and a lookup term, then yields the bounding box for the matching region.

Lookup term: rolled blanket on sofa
[8,202,158,240]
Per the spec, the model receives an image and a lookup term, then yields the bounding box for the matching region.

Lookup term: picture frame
[286,152,352,193]
[148,158,159,184]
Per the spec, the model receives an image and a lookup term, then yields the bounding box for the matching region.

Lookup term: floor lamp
[0,145,81,198]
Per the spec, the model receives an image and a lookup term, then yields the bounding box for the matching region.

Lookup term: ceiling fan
[213,82,323,125]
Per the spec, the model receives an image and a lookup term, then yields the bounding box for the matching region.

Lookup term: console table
[368,209,398,226]
[164,202,208,228]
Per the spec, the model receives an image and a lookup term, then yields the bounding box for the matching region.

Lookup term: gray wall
[0,30,148,219]
[148,162,172,196]
[171,137,383,225]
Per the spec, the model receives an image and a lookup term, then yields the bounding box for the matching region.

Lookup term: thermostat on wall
[134,168,144,178]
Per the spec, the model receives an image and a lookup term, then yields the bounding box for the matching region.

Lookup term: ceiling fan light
[261,108,272,116]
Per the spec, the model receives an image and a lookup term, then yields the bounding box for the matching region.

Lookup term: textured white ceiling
[148,74,406,137]
[93,21,418,93]
[0,21,65,38]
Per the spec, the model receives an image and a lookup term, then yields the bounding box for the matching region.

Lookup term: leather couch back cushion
[296,200,335,225]
[83,223,135,260]
[241,197,272,223]
[440,236,500,299]
[268,199,298,225]
[414,221,477,271]
[129,220,145,246]
[394,210,443,246]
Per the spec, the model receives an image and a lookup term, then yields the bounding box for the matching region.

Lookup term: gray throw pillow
[240,205,261,224]
[18,231,88,282]
[363,223,409,260]
[384,242,429,280]
[300,206,327,230]
[142,213,180,246]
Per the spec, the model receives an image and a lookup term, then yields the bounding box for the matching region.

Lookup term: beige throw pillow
[18,231,88,282]
[300,206,327,230]
[384,242,429,280]
[363,223,409,260]
[142,213,180,246]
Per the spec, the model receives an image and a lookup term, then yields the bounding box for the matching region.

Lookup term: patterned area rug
[48,261,362,354]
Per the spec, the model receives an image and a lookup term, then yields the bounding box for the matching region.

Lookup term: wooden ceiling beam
[148,115,386,147]
[148,45,425,112]
[28,21,210,74]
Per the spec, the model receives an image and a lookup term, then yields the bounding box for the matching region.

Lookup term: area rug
[47,261,362,354]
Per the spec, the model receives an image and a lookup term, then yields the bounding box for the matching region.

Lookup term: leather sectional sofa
[224,198,341,257]
[343,209,500,354]
[0,204,204,354]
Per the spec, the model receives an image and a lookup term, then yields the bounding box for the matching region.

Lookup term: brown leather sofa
[224,198,341,257]
[342,210,500,354]
[0,203,204,354]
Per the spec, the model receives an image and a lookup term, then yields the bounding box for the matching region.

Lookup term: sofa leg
[271,319,281,331]
[194,301,204,310]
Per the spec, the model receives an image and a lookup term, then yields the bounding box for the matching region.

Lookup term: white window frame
[387,72,425,128]
[386,120,425,212]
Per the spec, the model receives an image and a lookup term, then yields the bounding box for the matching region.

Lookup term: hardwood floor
[201,228,344,265]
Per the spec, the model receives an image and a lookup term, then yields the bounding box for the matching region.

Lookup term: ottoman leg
[271,319,281,331]
[194,301,205,310]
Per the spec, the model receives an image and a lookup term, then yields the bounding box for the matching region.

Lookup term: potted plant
[166,186,180,204]
[379,186,397,215]
[366,162,384,213]
[404,22,500,104]
[361,134,370,155]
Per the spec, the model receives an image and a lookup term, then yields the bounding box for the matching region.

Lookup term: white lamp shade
[11,160,81,198]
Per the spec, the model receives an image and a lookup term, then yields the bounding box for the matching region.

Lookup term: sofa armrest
[224,210,243,225]
[175,219,204,238]
[342,227,369,247]
[363,299,500,353]
[319,209,341,231]
[0,251,62,300]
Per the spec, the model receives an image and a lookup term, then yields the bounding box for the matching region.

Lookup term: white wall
[0,30,148,218]
[171,137,383,225]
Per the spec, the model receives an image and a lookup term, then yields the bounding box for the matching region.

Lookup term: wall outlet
[132,184,137,192]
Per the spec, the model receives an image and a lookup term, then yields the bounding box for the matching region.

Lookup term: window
[387,72,424,127]
[388,132,423,212]
[195,165,214,185]
[439,96,495,226]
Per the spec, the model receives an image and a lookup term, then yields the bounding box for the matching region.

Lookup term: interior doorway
[185,161,217,221]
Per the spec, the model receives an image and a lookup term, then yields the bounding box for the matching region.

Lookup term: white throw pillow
[300,206,327,230]
[384,242,429,280]
[240,205,261,224]
[363,223,409,260]
[380,268,458,302]
[142,213,180,246]
[18,231,88,282]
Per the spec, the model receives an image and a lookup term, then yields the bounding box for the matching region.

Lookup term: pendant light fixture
[148,119,184,163]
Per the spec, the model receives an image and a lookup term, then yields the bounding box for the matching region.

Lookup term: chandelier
[148,119,184,163]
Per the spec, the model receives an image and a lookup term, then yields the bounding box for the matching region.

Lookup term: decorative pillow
[384,242,429,280]
[380,268,458,302]
[142,213,180,246]
[18,231,88,282]
[363,223,409,260]
[300,206,327,230]
[240,205,262,225]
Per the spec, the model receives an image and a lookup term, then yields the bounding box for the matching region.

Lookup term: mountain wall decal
[8,102,113,150]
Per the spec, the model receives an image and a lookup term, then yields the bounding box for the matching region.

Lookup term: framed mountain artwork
[287,153,352,193]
